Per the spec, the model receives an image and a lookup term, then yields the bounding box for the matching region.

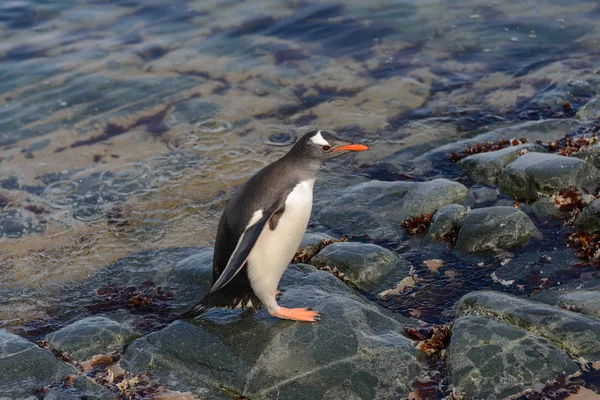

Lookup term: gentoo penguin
[177,130,368,322]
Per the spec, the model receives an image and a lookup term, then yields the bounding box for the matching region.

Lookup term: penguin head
[288,130,369,162]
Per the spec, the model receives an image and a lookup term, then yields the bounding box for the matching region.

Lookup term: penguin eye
[322,145,331,151]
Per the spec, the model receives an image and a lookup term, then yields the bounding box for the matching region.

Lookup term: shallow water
[1,0,600,331]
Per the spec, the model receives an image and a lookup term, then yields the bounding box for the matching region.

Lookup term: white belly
[247,179,314,311]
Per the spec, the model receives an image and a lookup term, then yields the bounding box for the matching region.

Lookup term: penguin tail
[170,295,210,322]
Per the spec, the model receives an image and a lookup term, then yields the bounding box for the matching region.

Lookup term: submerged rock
[576,97,600,120]
[310,241,411,292]
[456,290,600,361]
[458,143,546,185]
[575,198,600,233]
[447,315,578,399]
[318,178,468,240]
[497,152,600,201]
[123,265,423,399]
[45,316,138,361]
[455,207,541,253]
[0,329,76,397]
[428,204,466,239]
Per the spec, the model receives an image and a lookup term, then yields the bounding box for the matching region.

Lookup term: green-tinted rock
[448,315,578,399]
[310,241,410,292]
[458,143,546,185]
[575,198,600,233]
[428,204,466,239]
[498,152,600,201]
[576,97,600,120]
[45,316,138,361]
[318,179,468,241]
[0,329,76,397]
[297,232,338,260]
[455,206,541,253]
[456,290,600,361]
[123,266,422,399]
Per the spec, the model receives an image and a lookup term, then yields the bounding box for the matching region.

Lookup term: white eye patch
[310,130,330,146]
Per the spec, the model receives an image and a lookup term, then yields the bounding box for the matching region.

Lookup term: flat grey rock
[428,204,466,239]
[45,316,138,361]
[455,206,541,253]
[456,290,600,361]
[0,329,77,398]
[123,265,423,399]
[310,241,411,292]
[448,315,578,399]
[458,143,546,185]
[498,152,600,201]
[318,179,468,241]
[575,198,600,233]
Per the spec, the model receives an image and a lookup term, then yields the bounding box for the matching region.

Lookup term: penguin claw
[270,307,320,322]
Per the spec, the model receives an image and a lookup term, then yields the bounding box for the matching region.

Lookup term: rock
[447,315,578,399]
[0,329,76,397]
[492,248,580,285]
[455,207,541,253]
[428,204,466,239]
[297,232,338,260]
[556,290,600,320]
[465,185,499,206]
[458,144,546,185]
[318,179,468,240]
[381,119,586,176]
[456,290,600,361]
[497,152,600,201]
[123,265,423,399]
[531,196,564,218]
[575,198,600,233]
[45,316,138,361]
[167,248,213,289]
[572,150,600,170]
[310,241,411,292]
[44,376,117,400]
[576,97,600,120]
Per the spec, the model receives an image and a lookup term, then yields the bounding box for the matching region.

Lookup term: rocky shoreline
[3,110,600,399]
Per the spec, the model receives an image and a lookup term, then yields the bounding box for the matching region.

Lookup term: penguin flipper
[209,209,277,293]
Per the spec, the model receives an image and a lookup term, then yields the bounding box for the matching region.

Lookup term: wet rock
[576,97,600,120]
[167,248,213,289]
[458,143,546,185]
[575,198,600,233]
[45,316,138,361]
[297,232,338,260]
[45,376,116,400]
[123,265,423,399]
[0,329,76,397]
[572,149,600,170]
[428,204,466,239]
[497,152,600,201]
[318,179,468,240]
[465,185,499,206]
[447,315,578,399]
[492,249,579,285]
[556,291,600,320]
[310,241,411,292]
[456,290,600,361]
[455,207,541,253]
[382,119,585,176]
[531,196,564,218]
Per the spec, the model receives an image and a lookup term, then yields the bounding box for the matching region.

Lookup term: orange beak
[332,143,369,152]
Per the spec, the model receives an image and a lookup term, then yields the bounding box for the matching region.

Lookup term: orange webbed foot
[269,307,320,322]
